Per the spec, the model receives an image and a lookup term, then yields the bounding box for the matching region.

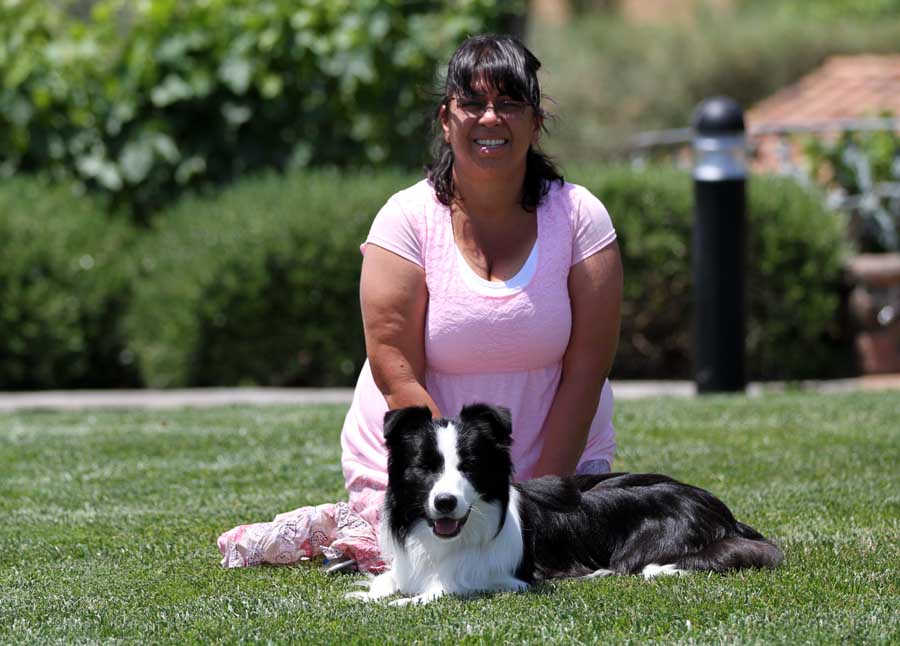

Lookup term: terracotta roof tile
[749,55,900,126]
[747,55,900,173]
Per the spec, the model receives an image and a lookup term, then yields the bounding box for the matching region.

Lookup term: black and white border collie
[348,403,783,606]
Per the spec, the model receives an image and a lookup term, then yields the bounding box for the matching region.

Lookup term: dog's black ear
[383,405,432,442]
[459,402,512,446]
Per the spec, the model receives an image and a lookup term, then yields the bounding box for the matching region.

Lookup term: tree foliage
[0,0,518,220]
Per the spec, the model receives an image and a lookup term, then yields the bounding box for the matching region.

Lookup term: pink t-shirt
[340,179,617,489]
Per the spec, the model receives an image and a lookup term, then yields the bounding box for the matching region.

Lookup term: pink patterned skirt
[217,479,386,573]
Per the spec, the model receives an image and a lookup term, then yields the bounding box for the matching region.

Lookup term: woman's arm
[530,241,624,477]
[360,244,441,417]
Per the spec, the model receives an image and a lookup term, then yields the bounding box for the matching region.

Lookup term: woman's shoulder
[365,179,442,265]
[371,178,440,230]
[387,178,441,211]
[544,181,609,222]
[547,180,602,207]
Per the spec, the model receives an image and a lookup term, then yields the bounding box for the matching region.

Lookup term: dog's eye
[457,459,474,473]
[423,458,443,472]
[405,465,434,478]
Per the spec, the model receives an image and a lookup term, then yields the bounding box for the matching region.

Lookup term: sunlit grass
[1,393,898,643]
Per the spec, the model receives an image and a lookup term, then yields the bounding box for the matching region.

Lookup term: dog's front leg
[344,571,399,602]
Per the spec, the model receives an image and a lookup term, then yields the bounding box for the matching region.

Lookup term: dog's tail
[675,533,784,573]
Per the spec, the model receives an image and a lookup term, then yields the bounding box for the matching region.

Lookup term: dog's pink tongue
[434,518,460,536]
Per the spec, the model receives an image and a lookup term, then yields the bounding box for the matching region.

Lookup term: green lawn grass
[1,393,898,644]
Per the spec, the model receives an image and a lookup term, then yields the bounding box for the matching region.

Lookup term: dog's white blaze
[430,422,474,518]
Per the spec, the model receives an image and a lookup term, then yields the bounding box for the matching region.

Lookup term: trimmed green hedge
[0,177,138,389]
[568,164,853,380]
[0,166,852,388]
[125,165,851,387]
[125,169,413,388]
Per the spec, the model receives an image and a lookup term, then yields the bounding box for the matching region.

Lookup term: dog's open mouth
[428,510,471,538]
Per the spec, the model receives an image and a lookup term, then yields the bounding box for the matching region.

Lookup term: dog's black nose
[434,493,457,514]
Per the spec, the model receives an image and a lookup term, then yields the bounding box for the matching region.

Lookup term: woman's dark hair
[425,34,563,212]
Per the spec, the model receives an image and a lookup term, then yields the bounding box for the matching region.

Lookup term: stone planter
[847,253,900,374]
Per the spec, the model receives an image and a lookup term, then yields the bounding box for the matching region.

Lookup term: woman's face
[440,80,540,182]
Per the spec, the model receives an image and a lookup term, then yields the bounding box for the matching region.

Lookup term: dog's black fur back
[515,472,783,581]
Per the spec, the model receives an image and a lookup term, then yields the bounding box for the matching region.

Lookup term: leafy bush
[804,124,900,252]
[0,0,518,220]
[126,168,416,388]
[568,164,853,381]
[0,176,139,389]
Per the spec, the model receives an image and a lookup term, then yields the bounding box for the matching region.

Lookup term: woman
[218,34,622,572]
[342,33,622,488]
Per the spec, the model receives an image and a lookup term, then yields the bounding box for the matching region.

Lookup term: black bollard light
[691,97,747,393]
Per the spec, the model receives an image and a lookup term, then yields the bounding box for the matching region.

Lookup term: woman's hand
[530,241,624,477]
[360,244,441,417]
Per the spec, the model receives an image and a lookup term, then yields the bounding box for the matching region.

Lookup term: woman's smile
[473,136,510,154]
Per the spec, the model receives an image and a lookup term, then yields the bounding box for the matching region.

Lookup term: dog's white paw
[344,572,400,602]
[641,563,685,579]
[497,578,529,593]
[387,596,414,607]
[388,591,442,607]
[584,568,616,578]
